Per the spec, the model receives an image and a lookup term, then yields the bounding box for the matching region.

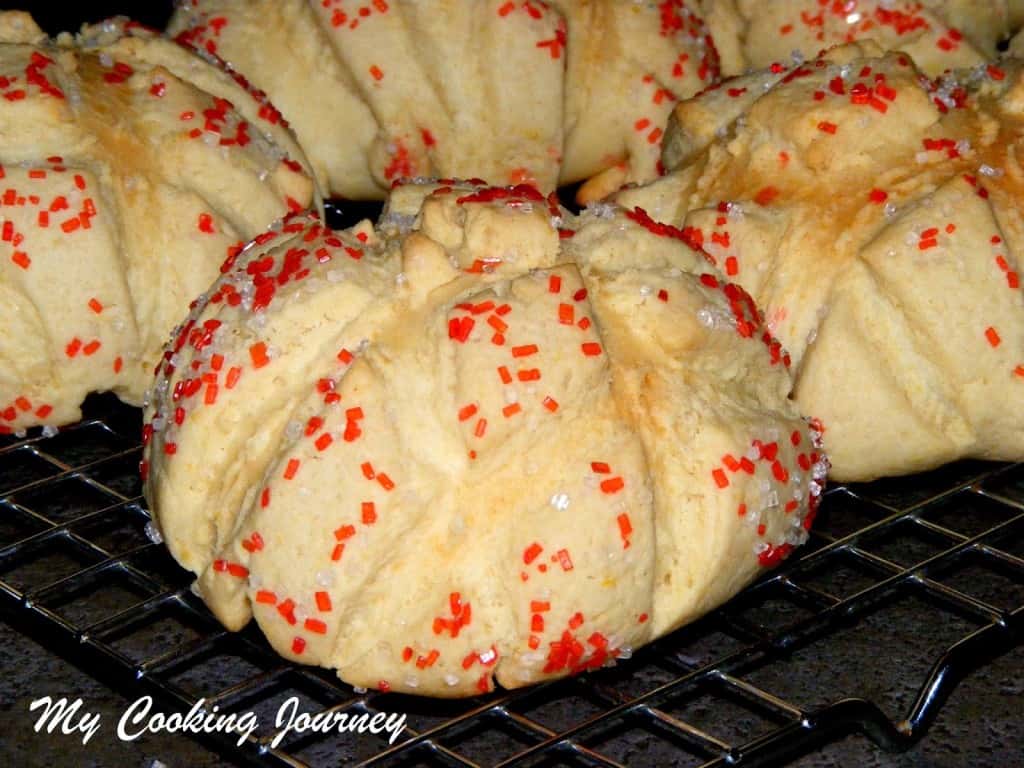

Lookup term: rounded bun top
[620,43,1024,479]
[0,12,317,431]
[143,179,824,696]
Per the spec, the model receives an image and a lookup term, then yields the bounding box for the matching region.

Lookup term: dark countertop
[2,612,1021,767]
[0,619,227,768]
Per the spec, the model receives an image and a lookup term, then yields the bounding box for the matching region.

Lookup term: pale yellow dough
[143,181,826,697]
[700,0,1024,77]
[618,43,1024,481]
[0,13,316,432]
[167,0,721,201]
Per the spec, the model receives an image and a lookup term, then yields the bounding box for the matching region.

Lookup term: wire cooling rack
[1,391,1022,768]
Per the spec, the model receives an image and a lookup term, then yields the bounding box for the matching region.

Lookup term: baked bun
[0,13,316,433]
[701,0,1023,77]
[618,43,1024,481]
[167,0,720,202]
[142,180,825,697]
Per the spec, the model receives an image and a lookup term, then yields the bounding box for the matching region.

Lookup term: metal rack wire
[1,391,1021,767]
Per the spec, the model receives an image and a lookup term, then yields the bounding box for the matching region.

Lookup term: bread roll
[143,180,825,697]
[619,43,1024,480]
[0,13,317,433]
[700,0,1022,77]
[167,0,721,201]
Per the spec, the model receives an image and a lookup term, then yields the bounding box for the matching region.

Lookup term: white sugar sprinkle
[550,492,571,510]
[144,521,163,544]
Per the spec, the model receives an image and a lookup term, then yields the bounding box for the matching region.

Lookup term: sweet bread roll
[700,0,1023,77]
[0,13,316,433]
[167,0,721,201]
[618,43,1024,481]
[143,180,825,697]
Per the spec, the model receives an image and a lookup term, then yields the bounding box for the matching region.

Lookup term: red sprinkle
[617,513,632,548]
[523,542,543,564]
[283,458,300,480]
[249,342,269,368]
[277,599,297,624]
[556,548,573,571]
[600,476,624,494]
[304,618,327,634]
[362,501,376,524]
[415,649,440,669]
[449,316,475,343]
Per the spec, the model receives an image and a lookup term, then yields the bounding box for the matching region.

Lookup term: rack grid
[1,391,1020,767]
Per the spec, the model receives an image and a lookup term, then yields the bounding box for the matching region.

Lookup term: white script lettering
[29,697,102,745]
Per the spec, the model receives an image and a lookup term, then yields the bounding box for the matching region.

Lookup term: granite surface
[2,604,1021,767]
